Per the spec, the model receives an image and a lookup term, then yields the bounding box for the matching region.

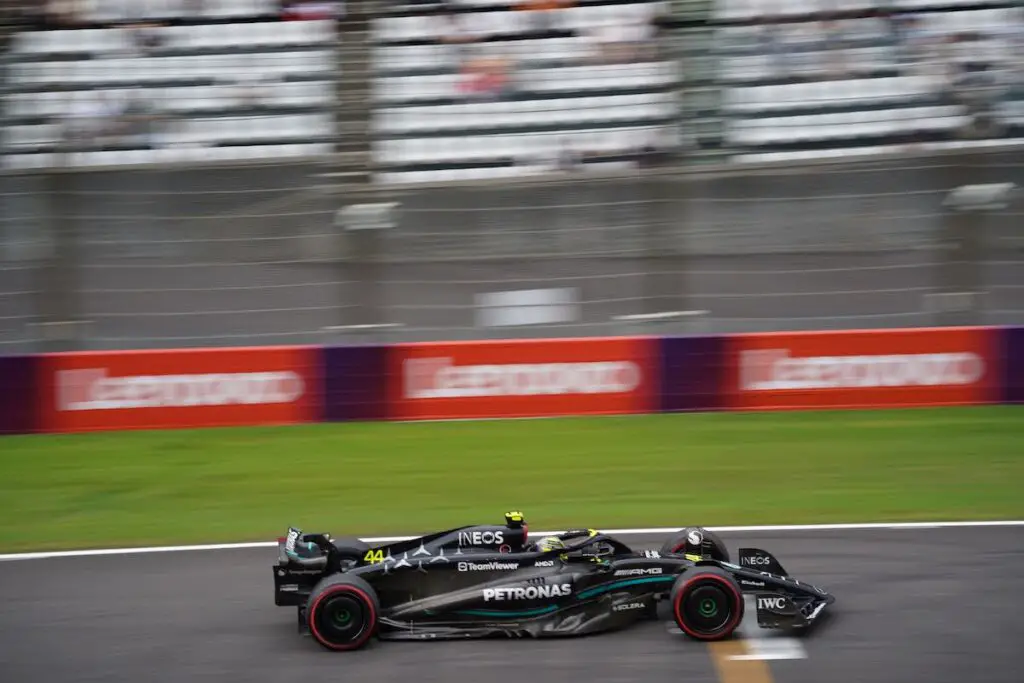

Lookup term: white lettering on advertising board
[403,358,641,399]
[56,369,305,411]
[739,350,984,391]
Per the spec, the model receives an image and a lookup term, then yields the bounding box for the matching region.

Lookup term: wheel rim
[682,584,733,634]
[314,593,370,645]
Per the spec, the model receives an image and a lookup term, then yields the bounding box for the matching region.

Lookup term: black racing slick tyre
[306,574,380,651]
[670,567,744,641]
[660,527,730,562]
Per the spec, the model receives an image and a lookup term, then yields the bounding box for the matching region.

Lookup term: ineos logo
[458,530,504,546]
[742,556,771,566]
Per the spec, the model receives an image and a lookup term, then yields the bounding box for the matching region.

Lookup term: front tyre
[670,567,744,641]
[306,574,380,651]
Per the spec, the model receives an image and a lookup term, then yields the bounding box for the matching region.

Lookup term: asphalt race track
[1,527,1022,683]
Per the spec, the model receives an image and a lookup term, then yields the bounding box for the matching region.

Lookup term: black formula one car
[272,511,835,651]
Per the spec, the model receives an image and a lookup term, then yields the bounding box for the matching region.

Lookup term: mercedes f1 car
[272,511,835,651]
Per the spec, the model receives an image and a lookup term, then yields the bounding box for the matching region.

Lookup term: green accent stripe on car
[456,605,560,618]
[577,576,675,599]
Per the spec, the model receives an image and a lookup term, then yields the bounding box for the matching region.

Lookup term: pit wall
[2,326,1021,434]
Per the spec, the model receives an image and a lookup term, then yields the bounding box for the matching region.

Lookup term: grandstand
[717,1,1024,163]
[1,0,1022,177]
[370,1,682,183]
[2,1,339,168]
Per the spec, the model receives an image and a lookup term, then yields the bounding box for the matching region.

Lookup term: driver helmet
[683,527,706,558]
[536,536,567,553]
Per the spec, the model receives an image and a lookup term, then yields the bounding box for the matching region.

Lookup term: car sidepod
[374,563,659,639]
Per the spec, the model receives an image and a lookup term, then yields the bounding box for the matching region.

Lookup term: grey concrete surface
[0,526,1021,683]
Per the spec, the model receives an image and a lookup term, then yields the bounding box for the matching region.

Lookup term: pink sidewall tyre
[306,574,380,651]
[671,567,745,641]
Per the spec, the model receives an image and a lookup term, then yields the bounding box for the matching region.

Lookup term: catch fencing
[1,149,1022,353]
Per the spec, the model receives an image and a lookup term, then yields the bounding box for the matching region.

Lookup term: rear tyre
[670,567,744,641]
[306,574,380,651]
[660,527,730,562]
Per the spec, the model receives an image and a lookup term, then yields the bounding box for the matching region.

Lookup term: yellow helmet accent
[537,536,566,553]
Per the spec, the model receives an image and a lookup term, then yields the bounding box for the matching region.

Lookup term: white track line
[1,520,1022,562]
[732,596,808,661]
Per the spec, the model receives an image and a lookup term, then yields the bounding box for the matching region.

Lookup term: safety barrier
[1,326,1020,434]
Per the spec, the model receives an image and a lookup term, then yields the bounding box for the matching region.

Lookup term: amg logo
[534,560,555,567]
[458,561,519,572]
[483,583,572,602]
[757,597,788,610]
[613,568,663,577]
[613,601,645,612]
[458,530,504,546]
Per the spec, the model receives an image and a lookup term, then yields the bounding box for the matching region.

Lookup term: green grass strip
[0,406,1021,552]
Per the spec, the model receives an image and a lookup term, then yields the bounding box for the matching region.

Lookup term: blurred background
[0,0,1022,353]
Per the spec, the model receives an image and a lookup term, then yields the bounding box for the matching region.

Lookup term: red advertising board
[726,327,1000,410]
[37,346,319,433]
[387,337,657,420]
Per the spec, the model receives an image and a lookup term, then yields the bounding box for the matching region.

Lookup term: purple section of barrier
[322,346,388,421]
[0,355,37,434]
[658,336,727,412]
[1004,327,1024,404]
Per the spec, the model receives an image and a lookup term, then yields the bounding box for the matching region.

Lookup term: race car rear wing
[278,526,335,571]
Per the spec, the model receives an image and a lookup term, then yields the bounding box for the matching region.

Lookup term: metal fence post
[32,161,86,352]
[636,169,692,320]
[337,201,400,328]
[934,179,1017,327]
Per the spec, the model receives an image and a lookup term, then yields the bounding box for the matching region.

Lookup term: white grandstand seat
[894,0,1000,9]
[722,76,939,114]
[3,0,341,170]
[78,0,277,22]
[372,93,671,134]
[716,0,1023,162]
[367,1,681,181]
